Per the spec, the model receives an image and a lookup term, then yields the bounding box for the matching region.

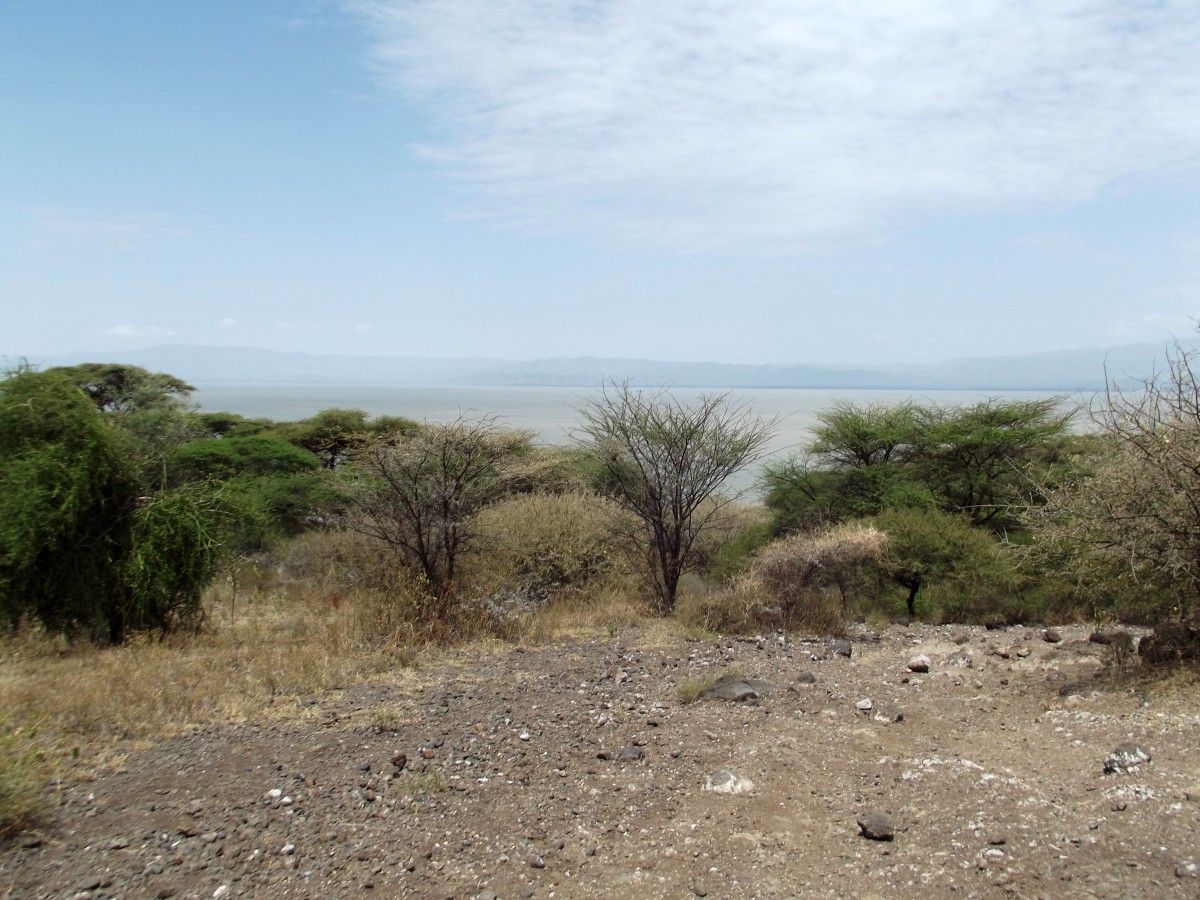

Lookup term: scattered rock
[1043,629,1062,643]
[704,770,754,795]
[985,621,1008,631]
[856,698,874,712]
[830,639,853,658]
[943,650,973,668]
[856,810,895,841]
[1089,631,1134,653]
[700,674,776,703]
[906,654,930,673]
[1139,621,1200,665]
[873,703,904,724]
[1104,743,1151,775]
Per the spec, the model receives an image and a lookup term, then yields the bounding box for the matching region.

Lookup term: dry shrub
[468,492,631,595]
[500,446,593,495]
[680,523,888,635]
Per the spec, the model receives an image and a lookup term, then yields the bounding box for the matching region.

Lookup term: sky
[2,0,1199,366]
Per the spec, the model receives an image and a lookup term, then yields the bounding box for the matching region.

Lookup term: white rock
[704,770,755,795]
[907,654,931,673]
[856,698,874,711]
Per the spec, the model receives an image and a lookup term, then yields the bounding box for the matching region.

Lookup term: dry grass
[679,523,888,635]
[0,714,44,839]
[0,576,423,757]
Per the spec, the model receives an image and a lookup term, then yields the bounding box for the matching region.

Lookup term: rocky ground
[3,623,1200,899]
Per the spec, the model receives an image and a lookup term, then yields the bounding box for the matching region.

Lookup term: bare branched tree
[576,383,776,612]
[350,416,532,609]
[1026,343,1200,622]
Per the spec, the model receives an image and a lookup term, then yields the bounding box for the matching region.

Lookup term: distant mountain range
[17,340,1192,392]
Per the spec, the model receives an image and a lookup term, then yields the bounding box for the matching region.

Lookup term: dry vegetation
[678,522,887,635]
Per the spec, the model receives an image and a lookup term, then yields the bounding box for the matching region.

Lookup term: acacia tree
[577,383,775,612]
[350,416,532,609]
[1026,345,1200,622]
[764,397,1073,534]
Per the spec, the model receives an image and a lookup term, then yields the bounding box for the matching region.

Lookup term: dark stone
[701,674,777,703]
[1139,622,1200,666]
[830,639,853,658]
[985,621,1008,631]
[1043,629,1062,643]
[1089,631,1134,652]
[1058,681,1091,697]
[857,810,895,841]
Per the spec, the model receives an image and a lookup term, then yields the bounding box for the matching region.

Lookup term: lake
[193,384,1083,494]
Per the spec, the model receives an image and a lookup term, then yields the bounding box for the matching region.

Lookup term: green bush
[0,368,235,641]
[872,507,1022,622]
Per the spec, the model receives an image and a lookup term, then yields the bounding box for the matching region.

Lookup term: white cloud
[356,0,1200,252]
[99,324,178,338]
[221,317,238,326]
[354,323,373,332]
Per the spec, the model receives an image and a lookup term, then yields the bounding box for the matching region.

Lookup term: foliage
[50,363,202,484]
[274,408,420,469]
[120,485,234,634]
[1026,345,1200,623]
[0,367,239,641]
[196,411,274,437]
[913,398,1074,530]
[873,507,1016,619]
[167,433,321,483]
[576,383,776,612]
[349,416,533,608]
[764,397,1074,534]
[0,370,137,639]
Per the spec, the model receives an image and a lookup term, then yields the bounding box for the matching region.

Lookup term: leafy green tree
[764,397,1073,535]
[0,370,137,638]
[274,408,421,470]
[52,363,194,414]
[50,363,202,486]
[913,398,1073,530]
[874,507,1012,619]
[166,434,334,547]
[576,383,775,612]
[0,367,233,641]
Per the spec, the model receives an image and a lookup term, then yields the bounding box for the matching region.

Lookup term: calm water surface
[194,384,1078,493]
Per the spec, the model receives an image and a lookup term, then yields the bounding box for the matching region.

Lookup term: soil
[4,623,1200,899]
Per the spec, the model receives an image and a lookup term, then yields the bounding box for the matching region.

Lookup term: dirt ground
[3,622,1199,899]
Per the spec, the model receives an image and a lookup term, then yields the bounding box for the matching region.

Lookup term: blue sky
[3,0,1198,365]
